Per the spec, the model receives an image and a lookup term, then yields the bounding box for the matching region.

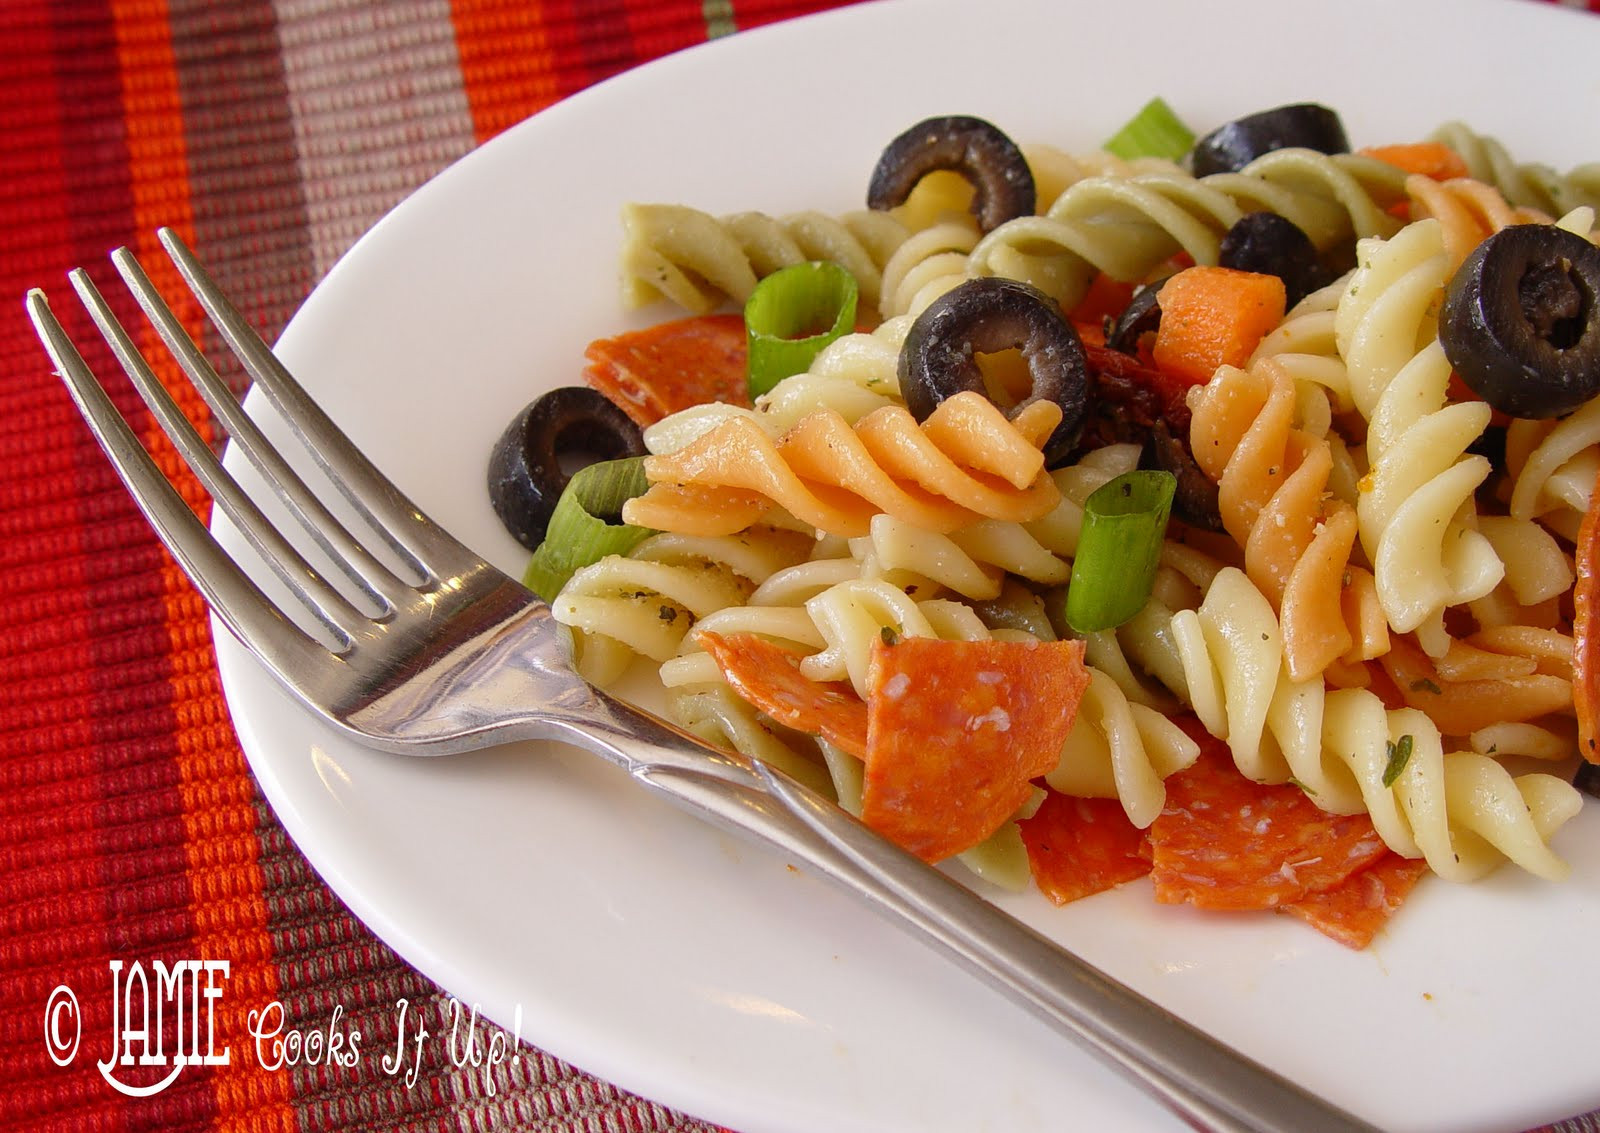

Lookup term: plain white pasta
[1170,567,1293,783]
[876,217,981,318]
[1506,394,1600,527]
[670,683,835,795]
[1170,568,1582,878]
[1475,515,1575,607]
[851,513,1070,601]
[1322,692,1581,882]
[799,579,986,696]
[1045,667,1200,827]
[1336,218,1502,653]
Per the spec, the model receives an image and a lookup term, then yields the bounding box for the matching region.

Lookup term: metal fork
[28,228,1376,1133]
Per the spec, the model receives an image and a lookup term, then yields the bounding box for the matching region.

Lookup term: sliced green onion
[522,456,657,601]
[744,260,858,397]
[1103,97,1196,163]
[1063,469,1176,633]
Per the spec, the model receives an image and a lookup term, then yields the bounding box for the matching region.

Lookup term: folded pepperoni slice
[863,637,1089,863]
[1019,791,1151,905]
[584,313,751,427]
[695,630,868,758]
[1148,737,1389,911]
[1279,853,1429,949]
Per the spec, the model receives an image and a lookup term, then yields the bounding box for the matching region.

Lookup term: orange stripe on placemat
[449,0,562,144]
[111,1,295,1130]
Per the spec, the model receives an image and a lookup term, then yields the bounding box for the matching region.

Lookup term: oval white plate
[217,1,1600,1130]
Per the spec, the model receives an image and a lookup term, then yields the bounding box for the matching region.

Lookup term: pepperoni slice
[1147,737,1389,911]
[696,630,867,758]
[1019,791,1151,905]
[583,313,751,427]
[1281,854,1430,950]
[862,637,1089,863]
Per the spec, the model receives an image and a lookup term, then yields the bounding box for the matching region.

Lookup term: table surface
[3,2,1598,1131]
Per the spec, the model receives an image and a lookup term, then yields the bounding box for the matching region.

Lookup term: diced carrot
[583,313,750,427]
[696,630,868,758]
[1067,272,1137,332]
[1151,266,1287,386]
[1280,854,1429,950]
[1148,732,1389,911]
[1359,142,1471,182]
[1574,463,1600,764]
[862,636,1089,863]
[1019,791,1151,905]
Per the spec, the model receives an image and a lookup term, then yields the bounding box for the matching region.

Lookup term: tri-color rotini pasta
[499,102,1600,949]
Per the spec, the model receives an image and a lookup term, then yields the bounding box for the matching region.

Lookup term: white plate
[217,1,1600,1130]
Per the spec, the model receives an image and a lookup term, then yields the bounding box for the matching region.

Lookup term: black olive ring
[898,277,1089,466]
[867,115,1036,234]
[1440,223,1600,420]
[487,386,646,550]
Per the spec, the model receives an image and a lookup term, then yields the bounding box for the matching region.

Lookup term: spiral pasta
[1402,173,1551,270]
[1170,568,1582,880]
[1045,666,1200,828]
[1334,217,1505,653]
[550,527,815,683]
[967,148,1408,309]
[1430,120,1600,217]
[619,202,910,313]
[876,217,982,319]
[623,392,1064,538]
[1187,357,1379,681]
[1506,393,1600,541]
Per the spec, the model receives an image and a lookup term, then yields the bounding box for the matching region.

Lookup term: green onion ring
[523,456,657,602]
[743,260,858,397]
[1103,97,1196,163]
[1063,469,1177,633]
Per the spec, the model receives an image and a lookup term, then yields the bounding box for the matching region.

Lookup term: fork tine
[26,286,333,678]
[157,227,469,584]
[111,245,403,617]
[62,266,367,648]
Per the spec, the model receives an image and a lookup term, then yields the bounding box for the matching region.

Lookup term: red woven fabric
[0,3,852,1131]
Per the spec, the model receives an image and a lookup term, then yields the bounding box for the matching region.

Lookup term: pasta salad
[487,102,1600,950]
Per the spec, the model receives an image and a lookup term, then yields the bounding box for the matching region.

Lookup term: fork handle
[542,696,1380,1133]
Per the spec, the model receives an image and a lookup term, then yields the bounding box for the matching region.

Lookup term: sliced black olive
[488,386,645,550]
[1188,103,1349,178]
[1106,279,1166,356]
[898,276,1088,465]
[1218,212,1329,308]
[1575,760,1600,799]
[867,115,1035,233]
[1440,224,1600,419]
[1144,420,1223,531]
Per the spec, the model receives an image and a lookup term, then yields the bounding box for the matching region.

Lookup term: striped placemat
[0,3,850,1131]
